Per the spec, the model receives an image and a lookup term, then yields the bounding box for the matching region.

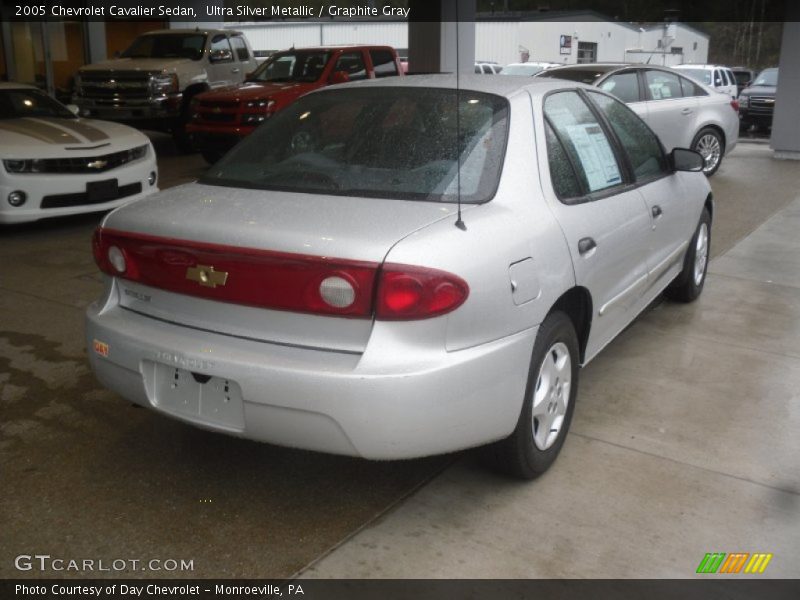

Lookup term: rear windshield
[121,34,206,61]
[501,64,544,76]
[754,68,778,86]
[676,68,712,85]
[201,87,509,204]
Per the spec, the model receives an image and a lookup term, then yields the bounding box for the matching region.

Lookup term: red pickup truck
[187,45,403,163]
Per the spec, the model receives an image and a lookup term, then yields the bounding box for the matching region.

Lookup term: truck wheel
[172,116,195,154]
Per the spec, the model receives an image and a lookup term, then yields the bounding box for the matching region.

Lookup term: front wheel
[692,128,724,176]
[488,311,580,480]
[666,208,711,303]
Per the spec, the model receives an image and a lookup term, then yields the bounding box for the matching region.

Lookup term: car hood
[102,182,469,263]
[79,57,194,74]
[198,81,321,102]
[0,117,149,157]
[741,85,776,96]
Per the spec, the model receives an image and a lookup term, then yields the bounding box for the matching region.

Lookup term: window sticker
[564,123,621,191]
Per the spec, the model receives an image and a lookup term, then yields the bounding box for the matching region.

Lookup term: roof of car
[146,28,237,35]
[0,82,38,90]
[674,64,727,69]
[275,45,395,51]
[327,73,593,98]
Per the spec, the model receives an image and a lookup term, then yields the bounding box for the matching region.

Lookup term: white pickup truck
[72,29,258,152]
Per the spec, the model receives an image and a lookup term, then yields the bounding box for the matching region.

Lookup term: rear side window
[589,92,668,181]
[544,91,623,194]
[680,76,708,97]
[644,70,683,100]
[230,36,250,62]
[370,50,398,78]
[544,122,582,200]
[334,52,367,81]
[598,72,641,103]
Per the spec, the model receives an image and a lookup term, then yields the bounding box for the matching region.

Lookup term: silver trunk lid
[103,183,459,352]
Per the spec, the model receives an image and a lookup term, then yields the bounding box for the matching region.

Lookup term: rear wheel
[488,311,579,479]
[666,208,711,303]
[691,127,724,176]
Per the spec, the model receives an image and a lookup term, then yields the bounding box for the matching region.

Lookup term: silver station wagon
[86,75,712,478]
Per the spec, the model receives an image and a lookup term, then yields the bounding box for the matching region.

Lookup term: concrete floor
[1,140,799,579]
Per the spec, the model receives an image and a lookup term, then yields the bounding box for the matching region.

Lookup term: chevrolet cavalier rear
[86,76,712,478]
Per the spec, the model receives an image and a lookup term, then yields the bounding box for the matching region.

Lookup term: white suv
[673,65,738,99]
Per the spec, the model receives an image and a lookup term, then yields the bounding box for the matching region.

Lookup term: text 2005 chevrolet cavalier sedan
[86,75,712,478]
[0,83,157,224]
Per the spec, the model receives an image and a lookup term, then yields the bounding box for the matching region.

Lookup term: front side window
[598,72,641,103]
[589,92,668,181]
[370,50,398,78]
[210,35,233,62]
[201,88,509,204]
[644,70,683,101]
[249,51,331,83]
[333,52,367,81]
[544,91,622,194]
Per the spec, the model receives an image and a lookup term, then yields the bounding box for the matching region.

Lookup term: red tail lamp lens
[377,265,468,320]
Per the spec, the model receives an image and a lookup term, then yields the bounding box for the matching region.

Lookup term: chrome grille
[78,71,152,100]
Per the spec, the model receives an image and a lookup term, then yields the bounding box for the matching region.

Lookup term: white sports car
[0,83,158,224]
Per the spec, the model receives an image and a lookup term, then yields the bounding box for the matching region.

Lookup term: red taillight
[92,228,469,320]
[376,265,469,320]
[731,99,740,112]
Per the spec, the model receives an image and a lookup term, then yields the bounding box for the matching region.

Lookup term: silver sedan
[536,64,740,176]
[86,75,712,479]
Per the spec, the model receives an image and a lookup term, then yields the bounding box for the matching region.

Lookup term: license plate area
[147,361,245,431]
[87,178,119,202]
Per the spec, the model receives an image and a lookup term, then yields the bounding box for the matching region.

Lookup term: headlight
[245,99,275,110]
[242,114,267,123]
[151,73,179,96]
[3,159,46,173]
[127,145,148,161]
[739,96,749,107]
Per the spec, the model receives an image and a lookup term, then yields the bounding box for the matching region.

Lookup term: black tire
[665,208,711,303]
[201,150,223,165]
[691,127,725,177]
[487,311,580,480]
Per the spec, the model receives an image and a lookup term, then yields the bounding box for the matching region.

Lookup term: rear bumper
[85,292,535,460]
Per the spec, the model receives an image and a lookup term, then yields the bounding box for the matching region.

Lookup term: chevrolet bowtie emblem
[186,264,228,288]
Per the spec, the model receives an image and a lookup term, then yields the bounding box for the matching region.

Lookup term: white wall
[228,20,708,67]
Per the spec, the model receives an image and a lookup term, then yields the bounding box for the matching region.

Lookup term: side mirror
[65,104,80,116]
[670,148,704,172]
[209,49,233,63]
[330,70,350,84]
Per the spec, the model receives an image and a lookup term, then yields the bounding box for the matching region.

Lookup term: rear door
[640,68,699,151]
[541,90,651,359]
[207,34,238,87]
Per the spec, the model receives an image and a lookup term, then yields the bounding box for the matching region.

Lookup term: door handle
[578,237,597,256]
[652,205,663,218]
[681,108,693,115]
[231,67,241,73]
